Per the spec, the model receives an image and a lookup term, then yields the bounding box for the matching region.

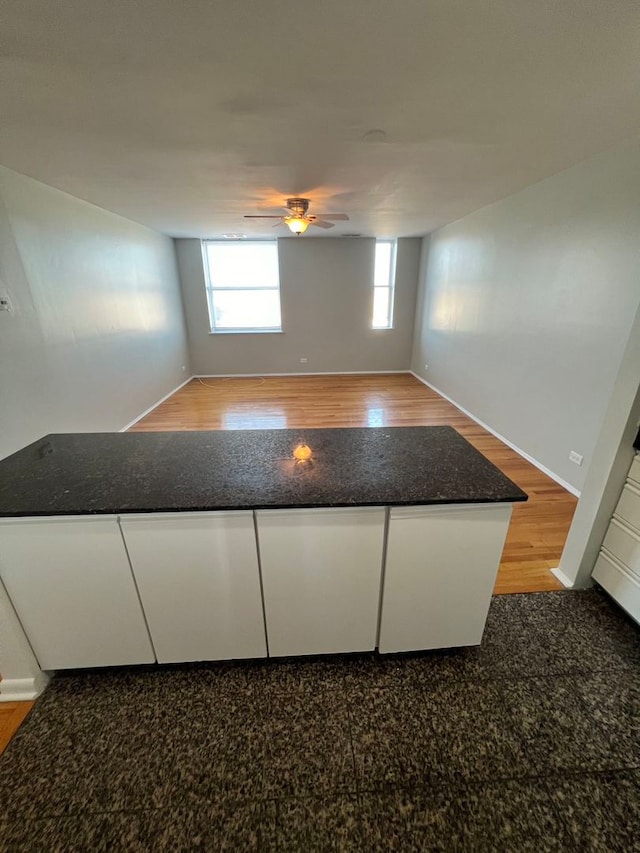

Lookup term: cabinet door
[256,507,385,657]
[0,517,155,670]
[120,512,267,663]
[379,504,512,653]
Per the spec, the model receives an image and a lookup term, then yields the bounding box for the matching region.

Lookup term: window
[203,241,282,333]
[372,240,396,329]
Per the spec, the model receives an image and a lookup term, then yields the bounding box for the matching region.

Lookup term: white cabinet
[593,455,640,623]
[593,550,640,620]
[0,517,155,670]
[378,504,512,653]
[120,512,266,663]
[602,518,640,578]
[256,507,385,657]
[0,500,518,671]
[612,483,640,532]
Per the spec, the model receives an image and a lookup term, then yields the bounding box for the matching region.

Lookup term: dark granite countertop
[0,426,527,517]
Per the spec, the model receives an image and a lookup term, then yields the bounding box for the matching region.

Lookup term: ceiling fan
[244,197,349,235]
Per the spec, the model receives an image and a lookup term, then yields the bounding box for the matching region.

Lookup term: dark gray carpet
[1,588,639,851]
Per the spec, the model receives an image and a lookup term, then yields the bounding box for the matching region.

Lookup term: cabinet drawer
[602,519,640,581]
[614,484,640,533]
[593,551,640,625]
[629,456,640,488]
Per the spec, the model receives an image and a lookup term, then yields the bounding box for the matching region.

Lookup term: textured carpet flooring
[1,589,639,851]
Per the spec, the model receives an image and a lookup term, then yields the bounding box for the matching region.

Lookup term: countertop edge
[0,494,527,519]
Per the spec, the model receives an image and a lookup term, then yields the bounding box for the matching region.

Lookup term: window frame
[202,239,283,334]
[371,239,397,330]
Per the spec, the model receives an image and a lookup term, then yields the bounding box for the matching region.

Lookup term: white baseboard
[195,370,411,378]
[410,371,581,498]
[0,672,50,702]
[120,376,193,431]
[550,567,575,589]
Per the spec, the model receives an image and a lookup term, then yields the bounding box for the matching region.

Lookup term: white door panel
[379,504,512,653]
[0,517,155,669]
[120,512,266,663]
[257,507,385,657]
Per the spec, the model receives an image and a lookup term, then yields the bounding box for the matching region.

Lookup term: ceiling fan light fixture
[243,197,347,232]
[285,216,310,235]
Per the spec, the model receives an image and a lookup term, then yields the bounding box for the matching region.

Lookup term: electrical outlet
[569,451,583,466]
[299,357,308,363]
[424,364,429,371]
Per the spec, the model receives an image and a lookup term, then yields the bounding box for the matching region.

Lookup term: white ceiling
[2,0,640,238]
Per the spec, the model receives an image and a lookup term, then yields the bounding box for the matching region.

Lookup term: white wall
[0,167,190,460]
[177,237,420,375]
[411,142,640,492]
[560,303,640,587]
[0,166,191,689]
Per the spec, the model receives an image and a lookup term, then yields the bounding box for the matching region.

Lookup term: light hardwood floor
[131,373,577,594]
[0,701,33,756]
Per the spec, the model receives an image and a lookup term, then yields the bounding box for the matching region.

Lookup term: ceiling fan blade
[312,213,349,221]
[310,220,335,229]
[272,221,285,228]
[244,215,285,219]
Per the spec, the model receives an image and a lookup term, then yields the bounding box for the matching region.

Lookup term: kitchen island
[0,426,526,684]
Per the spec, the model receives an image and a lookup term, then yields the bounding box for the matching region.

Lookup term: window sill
[209,329,284,335]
